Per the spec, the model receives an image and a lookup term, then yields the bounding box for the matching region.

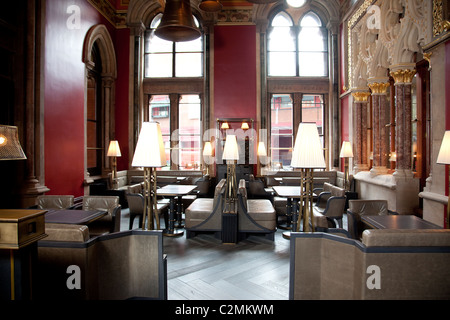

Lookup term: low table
[361,215,441,230]
[45,209,107,225]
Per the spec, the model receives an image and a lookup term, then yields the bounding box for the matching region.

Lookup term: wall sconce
[241,122,249,130]
[0,125,27,161]
[132,122,167,230]
[221,122,229,130]
[389,152,397,162]
[107,140,121,187]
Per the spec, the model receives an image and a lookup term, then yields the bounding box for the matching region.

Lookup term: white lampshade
[107,140,122,157]
[203,141,213,156]
[291,123,326,169]
[257,141,267,157]
[132,122,167,168]
[437,131,450,165]
[222,135,239,161]
[339,141,353,158]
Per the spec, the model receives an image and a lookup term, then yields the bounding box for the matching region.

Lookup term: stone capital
[389,64,417,85]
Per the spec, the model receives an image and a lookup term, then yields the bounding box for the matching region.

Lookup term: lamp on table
[222,134,239,213]
[107,140,121,189]
[131,122,167,230]
[339,141,353,190]
[437,130,450,229]
[290,123,326,233]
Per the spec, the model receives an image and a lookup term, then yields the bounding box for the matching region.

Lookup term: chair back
[126,193,145,215]
[348,199,388,216]
[82,196,119,216]
[213,179,226,209]
[37,195,74,210]
[238,179,248,212]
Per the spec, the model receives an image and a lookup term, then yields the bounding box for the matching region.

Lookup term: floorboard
[120,207,348,300]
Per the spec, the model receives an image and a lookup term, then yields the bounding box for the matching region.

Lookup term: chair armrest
[315,191,331,207]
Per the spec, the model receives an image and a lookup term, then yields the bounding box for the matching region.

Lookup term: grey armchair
[346,199,395,240]
[312,185,346,230]
[81,196,121,236]
[36,195,75,210]
[126,192,169,230]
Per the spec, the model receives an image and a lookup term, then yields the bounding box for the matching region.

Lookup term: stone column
[390,64,417,178]
[368,79,390,176]
[351,89,371,173]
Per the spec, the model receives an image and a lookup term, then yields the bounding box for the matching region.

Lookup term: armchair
[36,195,75,210]
[346,199,394,240]
[248,174,274,201]
[126,192,169,230]
[81,196,121,236]
[312,184,346,230]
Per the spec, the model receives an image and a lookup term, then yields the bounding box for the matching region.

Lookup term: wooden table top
[361,215,441,230]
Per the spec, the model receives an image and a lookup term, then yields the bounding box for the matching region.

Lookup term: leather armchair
[248,174,274,201]
[126,192,169,230]
[36,195,74,210]
[82,196,121,236]
[346,199,394,240]
[312,184,346,230]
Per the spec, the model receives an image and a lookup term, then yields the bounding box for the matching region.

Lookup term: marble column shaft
[351,91,371,172]
[368,81,390,170]
[390,67,416,175]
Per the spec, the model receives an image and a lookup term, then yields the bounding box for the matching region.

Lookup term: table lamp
[203,141,213,175]
[0,125,27,160]
[222,134,239,213]
[339,141,353,190]
[132,122,167,230]
[437,130,450,229]
[290,123,326,234]
[107,140,121,188]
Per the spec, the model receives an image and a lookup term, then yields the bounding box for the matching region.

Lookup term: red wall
[214,25,257,122]
[44,0,128,196]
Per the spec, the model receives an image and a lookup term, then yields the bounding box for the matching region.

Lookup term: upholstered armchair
[126,192,169,230]
[36,195,75,210]
[81,196,121,236]
[312,184,346,230]
[248,174,274,201]
[346,199,395,240]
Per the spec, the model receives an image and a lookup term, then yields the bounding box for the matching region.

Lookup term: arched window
[144,13,203,78]
[267,10,329,168]
[298,12,327,77]
[143,13,205,170]
[267,11,328,77]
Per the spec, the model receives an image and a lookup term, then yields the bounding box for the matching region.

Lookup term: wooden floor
[120,208,348,300]
[120,209,290,300]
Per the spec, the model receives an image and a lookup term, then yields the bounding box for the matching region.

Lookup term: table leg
[163,197,184,237]
[174,196,185,229]
[278,198,293,230]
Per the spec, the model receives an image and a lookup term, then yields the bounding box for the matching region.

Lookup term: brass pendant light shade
[199,0,222,12]
[155,0,201,42]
